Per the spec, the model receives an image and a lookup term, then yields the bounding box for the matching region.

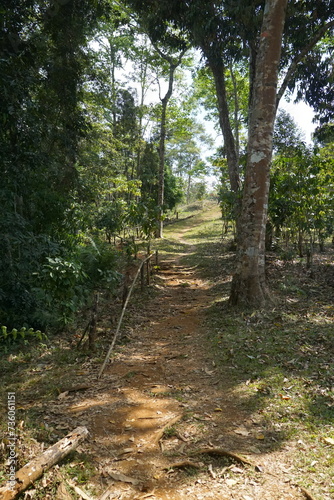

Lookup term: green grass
[163,426,178,438]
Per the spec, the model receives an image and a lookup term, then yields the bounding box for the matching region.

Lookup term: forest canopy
[1,0,333,330]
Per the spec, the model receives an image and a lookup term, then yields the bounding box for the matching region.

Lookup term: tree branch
[276,19,334,107]
[0,427,89,500]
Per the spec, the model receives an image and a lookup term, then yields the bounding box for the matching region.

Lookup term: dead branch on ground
[299,486,317,500]
[163,460,201,471]
[189,447,254,467]
[152,414,183,445]
[0,426,89,500]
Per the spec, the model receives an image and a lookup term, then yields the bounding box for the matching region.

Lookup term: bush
[32,256,88,328]
[78,240,122,290]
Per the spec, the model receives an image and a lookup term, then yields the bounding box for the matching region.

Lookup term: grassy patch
[60,451,96,484]
[163,426,178,438]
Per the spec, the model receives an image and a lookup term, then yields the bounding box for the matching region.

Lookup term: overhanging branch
[276,19,334,107]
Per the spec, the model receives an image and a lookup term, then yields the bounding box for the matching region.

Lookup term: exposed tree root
[163,460,201,471]
[299,486,317,500]
[57,384,91,394]
[189,447,254,467]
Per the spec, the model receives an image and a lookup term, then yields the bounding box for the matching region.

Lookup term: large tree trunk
[229,0,288,307]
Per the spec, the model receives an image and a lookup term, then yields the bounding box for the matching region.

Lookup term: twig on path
[189,447,254,467]
[175,430,189,442]
[208,463,216,479]
[163,460,201,471]
[151,414,184,446]
[98,484,115,500]
[98,254,153,379]
[299,486,317,500]
[67,479,95,500]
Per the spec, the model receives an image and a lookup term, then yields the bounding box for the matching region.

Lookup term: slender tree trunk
[229,61,240,165]
[203,50,240,194]
[229,0,288,307]
[156,67,174,238]
[136,42,149,179]
[155,48,187,238]
[187,172,191,203]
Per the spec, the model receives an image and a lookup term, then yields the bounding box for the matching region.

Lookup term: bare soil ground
[53,208,311,499]
[2,205,333,500]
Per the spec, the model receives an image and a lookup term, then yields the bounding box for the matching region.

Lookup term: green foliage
[269,141,334,251]
[1,0,333,327]
[129,200,160,239]
[32,256,88,328]
[314,123,334,146]
[273,109,305,154]
[78,240,122,290]
[0,219,61,329]
[212,151,239,230]
[96,199,129,241]
[62,453,96,484]
[0,1,109,329]
[0,326,47,346]
[164,168,184,208]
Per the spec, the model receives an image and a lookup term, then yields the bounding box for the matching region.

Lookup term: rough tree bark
[229,0,288,307]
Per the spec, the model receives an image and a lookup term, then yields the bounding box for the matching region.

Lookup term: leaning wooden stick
[98,254,153,379]
[0,426,89,500]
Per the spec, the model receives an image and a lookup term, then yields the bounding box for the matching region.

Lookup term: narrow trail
[60,210,308,499]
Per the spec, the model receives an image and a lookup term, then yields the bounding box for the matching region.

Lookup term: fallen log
[0,426,89,500]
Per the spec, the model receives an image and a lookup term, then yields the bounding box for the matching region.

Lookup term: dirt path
[56,211,309,499]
